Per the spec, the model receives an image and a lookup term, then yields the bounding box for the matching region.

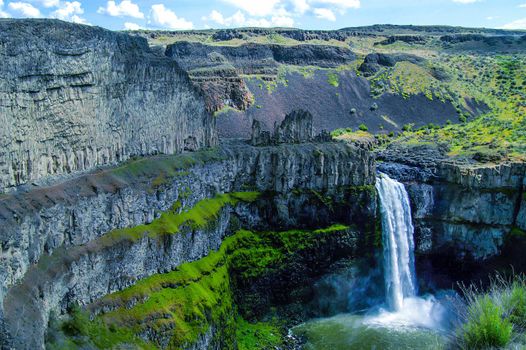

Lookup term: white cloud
[203,9,293,28]
[314,0,360,9]
[30,0,60,7]
[451,0,478,3]
[519,3,526,7]
[150,4,193,29]
[0,0,9,17]
[8,2,41,17]
[222,0,282,17]
[98,0,144,19]
[502,18,526,29]
[313,7,335,21]
[43,0,60,7]
[291,0,309,14]
[207,0,360,26]
[51,1,88,23]
[25,0,60,8]
[202,9,226,25]
[271,15,294,26]
[124,21,142,30]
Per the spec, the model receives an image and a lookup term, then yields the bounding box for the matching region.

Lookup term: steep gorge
[0,124,377,348]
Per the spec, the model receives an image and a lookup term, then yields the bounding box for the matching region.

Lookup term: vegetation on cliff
[47,223,351,349]
[336,51,526,162]
[103,191,260,243]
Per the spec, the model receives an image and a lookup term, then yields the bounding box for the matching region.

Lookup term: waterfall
[375,172,417,311]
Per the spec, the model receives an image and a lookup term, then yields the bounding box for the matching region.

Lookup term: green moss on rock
[102,191,260,244]
[47,224,351,349]
[235,317,283,350]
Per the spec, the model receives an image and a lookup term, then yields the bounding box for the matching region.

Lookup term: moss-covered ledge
[4,191,261,350]
[46,224,354,349]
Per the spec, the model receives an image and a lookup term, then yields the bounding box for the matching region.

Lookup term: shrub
[456,274,526,349]
[327,72,339,87]
[402,123,414,132]
[359,124,369,131]
[504,282,526,330]
[461,295,513,349]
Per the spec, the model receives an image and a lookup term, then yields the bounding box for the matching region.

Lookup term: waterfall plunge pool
[292,312,448,350]
[292,173,456,349]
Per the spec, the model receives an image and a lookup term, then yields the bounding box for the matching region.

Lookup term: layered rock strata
[0,135,375,348]
[165,42,355,111]
[378,145,526,261]
[0,19,215,193]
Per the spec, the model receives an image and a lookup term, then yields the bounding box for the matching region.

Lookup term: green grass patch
[110,148,224,180]
[331,128,376,145]
[46,306,157,350]
[236,317,283,350]
[456,274,526,348]
[379,53,526,162]
[461,295,513,349]
[327,72,340,87]
[48,224,350,349]
[102,192,260,243]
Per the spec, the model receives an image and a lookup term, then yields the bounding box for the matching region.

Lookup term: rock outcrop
[358,53,425,76]
[0,19,215,193]
[251,110,319,146]
[375,35,427,46]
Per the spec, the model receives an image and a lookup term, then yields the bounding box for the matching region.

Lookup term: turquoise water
[293,313,449,350]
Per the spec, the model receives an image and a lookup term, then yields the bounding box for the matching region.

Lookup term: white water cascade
[365,172,447,330]
[375,172,417,311]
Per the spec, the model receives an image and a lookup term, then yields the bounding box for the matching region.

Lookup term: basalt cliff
[0,19,216,193]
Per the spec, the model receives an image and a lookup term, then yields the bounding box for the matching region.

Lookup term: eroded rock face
[378,147,526,262]
[0,140,375,349]
[216,69,465,139]
[251,110,317,146]
[166,42,355,72]
[165,42,355,111]
[0,19,216,193]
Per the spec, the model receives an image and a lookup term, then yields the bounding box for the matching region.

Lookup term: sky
[0,0,526,31]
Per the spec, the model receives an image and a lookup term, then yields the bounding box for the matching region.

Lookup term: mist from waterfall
[375,172,417,311]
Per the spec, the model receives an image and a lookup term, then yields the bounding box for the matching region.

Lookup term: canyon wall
[0,19,215,193]
[378,146,526,282]
[0,136,376,349]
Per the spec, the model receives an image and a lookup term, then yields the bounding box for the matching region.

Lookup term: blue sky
[1,0,526,31]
